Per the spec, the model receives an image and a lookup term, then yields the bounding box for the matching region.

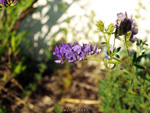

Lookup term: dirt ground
[18,62,105,113]
[0,61,105,113]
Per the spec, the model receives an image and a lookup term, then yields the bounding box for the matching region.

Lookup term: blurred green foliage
[97,1,150,112]
[98,32,150,112]
[0,108,6,113]
[98,68,150,113]
[54,103,63,113]
[0,0,36,112]
[0,0,35,81]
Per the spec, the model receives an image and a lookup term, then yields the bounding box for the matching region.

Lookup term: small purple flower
[129,27,138,43]
[114,12,138,43]
[53,42,101,63]
[53,46,63,63]
[0,0,18,8]
[82,42,101,55]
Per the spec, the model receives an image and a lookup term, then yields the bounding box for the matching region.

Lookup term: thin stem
[104,32,115,34]
[0,9,5,21]
[113,57,129,67]
[103,33,107,42]
[113,37,116,54]
[103,33,111,58]
[124,35,132,66]
[124,35,130,56]
[86,58,118,64]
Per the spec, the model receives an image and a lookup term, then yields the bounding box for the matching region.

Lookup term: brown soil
[18,62,105,113]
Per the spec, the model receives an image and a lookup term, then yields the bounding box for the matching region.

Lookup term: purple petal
[129,38,138,43]
[56,55,63,62]
[79,52,85,60]
[55,46,59,54]
[117,13,124,18]
[60,47,66,55]
[72,45,81,54]
[93,44,97,53]
[13,0,18,5]
[95,49,101,55]
[54,60,62,64]
[132,28,138,35]
[53,52,56,56]
[68,59,74,63]
[61,43,65,46]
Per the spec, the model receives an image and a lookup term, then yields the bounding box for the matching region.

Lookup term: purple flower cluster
[0,0,18,8]
[53,42,101,63]
[114,12,138,43]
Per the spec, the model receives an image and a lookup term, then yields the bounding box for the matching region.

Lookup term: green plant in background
[0,108,6,113]
[97,12,150,112]
[0,0,35,82]
[54,103,63,113]
[0,0,18,8]
[98,69,150,113]
[0,0,36,112]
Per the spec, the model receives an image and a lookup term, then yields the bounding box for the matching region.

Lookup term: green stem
[124,35,132,65]
[86,58,118,64]
[125,35,130,55]
[103,33,111,58]
[113,57,130,68]
[113,37,116,55]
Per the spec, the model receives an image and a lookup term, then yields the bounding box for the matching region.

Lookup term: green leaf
[0,4,3,9]
[117,47,121,53]
[134,64,145,69]
[59,3,67,11]
[111,64,117,70]
[14,62,22,74]
[136,40,140,46]
[113,48,117,54]
[11,36,15,52]
[142,51,145,55]
[60,28,68,35]
[54,103,62,113]
[115,54,120,58]
[140,40,142,44]
[96,20,104,33]
[98,79,105,84]
[126,41,133,47]
[133,51,137,63]
[101,69,107,72]
[101,42,107,44]
[135,54,147,62]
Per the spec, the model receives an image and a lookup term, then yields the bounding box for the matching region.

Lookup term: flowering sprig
[0,0,18,8]
[53,12,149,71]
[53,42,101,63]
[114,12,138,43]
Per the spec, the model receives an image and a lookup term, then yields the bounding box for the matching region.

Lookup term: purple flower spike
[0,0,18,8]
[115,12,138,43]
[53,42,101,63]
